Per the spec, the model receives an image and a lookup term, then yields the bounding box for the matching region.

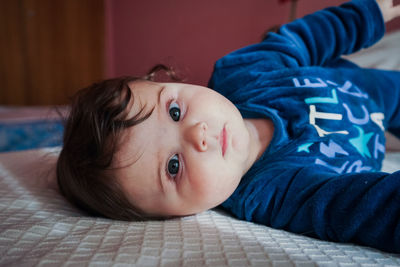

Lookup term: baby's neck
[244,118,274,163]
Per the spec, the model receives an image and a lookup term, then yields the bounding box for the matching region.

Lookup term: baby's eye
[169,102,180,121]
[167,154,180,178]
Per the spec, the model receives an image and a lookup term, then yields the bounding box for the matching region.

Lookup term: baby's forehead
[112,129,145,172]
[113,127,160,195]
[112,80,166,171]
[125,81,161,111]
[112,110,156,170]
[128,80,162,92]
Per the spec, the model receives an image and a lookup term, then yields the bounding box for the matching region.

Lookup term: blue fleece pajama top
[208,0,400,253]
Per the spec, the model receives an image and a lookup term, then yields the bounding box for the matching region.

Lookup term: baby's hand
[376,0,400,22]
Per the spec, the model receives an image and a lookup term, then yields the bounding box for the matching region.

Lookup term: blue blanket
[0,120,64,152]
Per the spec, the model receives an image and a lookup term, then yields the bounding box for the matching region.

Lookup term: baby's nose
[184,122,208,152]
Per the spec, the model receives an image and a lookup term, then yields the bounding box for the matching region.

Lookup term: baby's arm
[270,0,386,66]
[227,165,400,253]
[376,0,400,22]
[210,0,387,90]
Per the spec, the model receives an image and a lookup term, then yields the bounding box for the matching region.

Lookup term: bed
[1,31,400,266]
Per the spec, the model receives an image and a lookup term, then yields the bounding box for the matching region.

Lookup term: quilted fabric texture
[0,148,399,267]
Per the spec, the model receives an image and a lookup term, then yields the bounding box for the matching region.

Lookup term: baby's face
[114,81,257,217]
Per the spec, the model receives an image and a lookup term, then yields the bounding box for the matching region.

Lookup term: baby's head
[57,66,255,220]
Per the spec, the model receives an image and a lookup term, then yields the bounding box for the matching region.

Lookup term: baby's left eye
[169,102,180,121]
[167,154,180,178]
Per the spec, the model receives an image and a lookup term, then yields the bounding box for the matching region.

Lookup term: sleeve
[263,0,385,67]
[209,0,385,80]
[225,166,400,253]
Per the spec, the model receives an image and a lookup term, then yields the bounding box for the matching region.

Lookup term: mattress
[0,148,399,266]
[1,31,400,266]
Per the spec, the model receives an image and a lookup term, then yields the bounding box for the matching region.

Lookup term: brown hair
[56,64,182,220]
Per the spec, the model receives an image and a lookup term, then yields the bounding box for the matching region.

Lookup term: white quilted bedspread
[0,148,399,267]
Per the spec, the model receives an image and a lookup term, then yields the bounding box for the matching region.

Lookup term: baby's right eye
[167,154,180,178]
[169,102,180,121]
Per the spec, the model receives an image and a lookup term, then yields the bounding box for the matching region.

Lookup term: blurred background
[1,0,400,106]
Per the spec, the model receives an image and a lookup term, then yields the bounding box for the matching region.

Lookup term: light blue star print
[349,125,374,158]
[297,143,313,153]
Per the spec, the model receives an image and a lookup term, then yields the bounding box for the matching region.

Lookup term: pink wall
[105,0,400,85]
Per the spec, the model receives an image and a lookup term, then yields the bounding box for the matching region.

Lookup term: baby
[57,0,400,253]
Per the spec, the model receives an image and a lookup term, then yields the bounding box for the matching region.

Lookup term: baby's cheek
[186,173,217,205]
[184,156,229,204]
[190,172,211,195]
